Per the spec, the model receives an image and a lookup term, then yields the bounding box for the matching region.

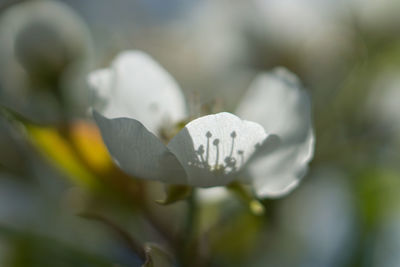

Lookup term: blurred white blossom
[0,0,92,123]
[88,51,314,198]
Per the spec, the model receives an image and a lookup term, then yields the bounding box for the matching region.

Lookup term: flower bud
[0,0,92,124]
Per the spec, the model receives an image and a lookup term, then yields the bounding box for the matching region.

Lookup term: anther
[229,131,236,157]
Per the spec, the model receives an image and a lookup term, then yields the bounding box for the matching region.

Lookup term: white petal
[167,112,278,187]
[88,51,187,135]
[236,68,315,198]
[93,111,187,184]
[247,129,314,198]
[236,68,312,141]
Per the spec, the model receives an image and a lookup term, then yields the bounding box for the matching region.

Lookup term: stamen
[224,156,236,172]
[229,131,236,157]
[213,138,220,169]
[205,131,212,165]
[196,145,206,167]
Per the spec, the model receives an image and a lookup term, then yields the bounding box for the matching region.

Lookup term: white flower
[88,51,314,198]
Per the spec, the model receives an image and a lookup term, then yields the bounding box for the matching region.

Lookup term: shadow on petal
[93,111,187,184]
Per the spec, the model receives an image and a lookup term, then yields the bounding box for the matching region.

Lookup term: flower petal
[93,111,187,184]
[236,68,315,198]
[167,112,278,187]
[88,51,187,136]
[246,133,314,198]
[236,68,312,141]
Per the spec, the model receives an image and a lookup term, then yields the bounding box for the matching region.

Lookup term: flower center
[191,130,243,175]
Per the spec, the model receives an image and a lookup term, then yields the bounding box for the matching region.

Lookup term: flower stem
[185,189,197,238]
[180,189,204,267]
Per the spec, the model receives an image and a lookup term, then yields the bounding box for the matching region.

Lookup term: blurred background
[0,0,399,266]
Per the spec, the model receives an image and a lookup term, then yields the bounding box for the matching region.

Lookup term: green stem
[180,189,202,266]
[184,189,197,238]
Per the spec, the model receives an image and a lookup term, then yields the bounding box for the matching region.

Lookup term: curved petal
[93,111,187,184]
[88,51,187,136]
[236,68,315,198]
[247,129,314,198]
[167,112,278,187]
[236,68,312,141]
